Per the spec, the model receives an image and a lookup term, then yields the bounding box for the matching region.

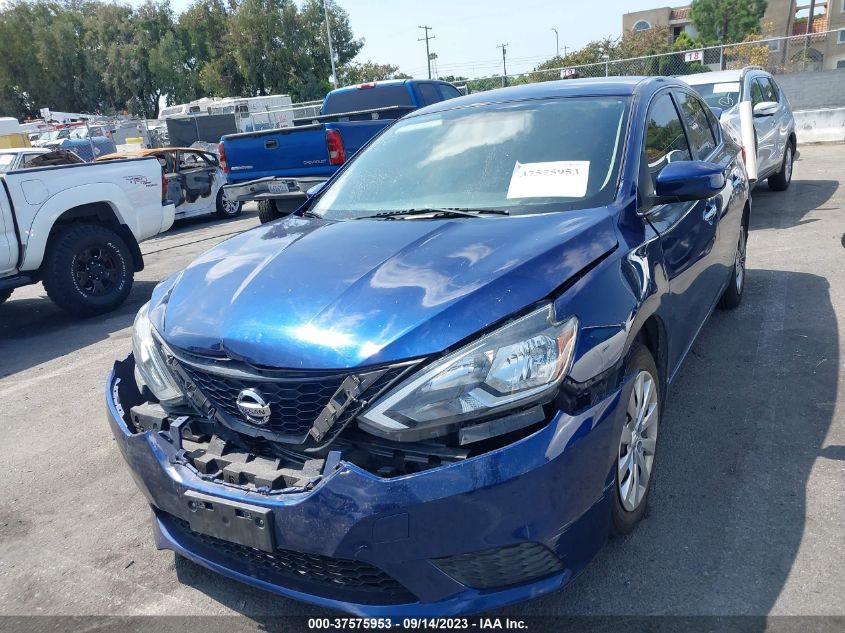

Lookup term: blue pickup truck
[221,79,462,222]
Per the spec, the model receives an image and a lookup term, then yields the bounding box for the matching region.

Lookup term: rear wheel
[718,214,748,310]
[611,343,660,536]
[42,224,133,316]
[215,187,242,218]
[0,288,12,305]
[768,142,794,191]
[257,198,302,224]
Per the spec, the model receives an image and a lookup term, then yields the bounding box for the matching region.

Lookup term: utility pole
[803,0,817,70]
[418,26,435,79]
[497,43,508,87]
[324,0,337,86]
[551,28,559,57]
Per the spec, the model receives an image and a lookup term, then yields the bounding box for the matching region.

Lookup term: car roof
[681,68,767,86]
[409,76,680,117]
[330,78,455,94]
[0,147,49,155]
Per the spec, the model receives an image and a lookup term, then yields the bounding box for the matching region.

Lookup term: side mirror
[753,101,778,117]
[306,181,327,198]
[653,161,725,203]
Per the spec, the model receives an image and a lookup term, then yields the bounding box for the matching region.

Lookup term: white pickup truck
[0,158,175,315]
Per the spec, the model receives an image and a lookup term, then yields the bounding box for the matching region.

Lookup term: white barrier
[793,108,845,144]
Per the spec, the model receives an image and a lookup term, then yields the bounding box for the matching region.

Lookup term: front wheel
[718,215,748,310]
[611,343,661,536]
[42,224,134,317]
[768,143,794,191]
[215,188,242,218]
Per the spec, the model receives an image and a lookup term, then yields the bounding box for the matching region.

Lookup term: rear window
[323,85,413,115]
[688,81,741,109]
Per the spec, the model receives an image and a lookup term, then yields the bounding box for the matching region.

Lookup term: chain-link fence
[461,29,845,94]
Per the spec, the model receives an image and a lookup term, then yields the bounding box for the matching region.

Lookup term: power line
[418,26,435,79]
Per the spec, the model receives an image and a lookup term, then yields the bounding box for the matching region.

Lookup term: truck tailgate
[223,125,333,183]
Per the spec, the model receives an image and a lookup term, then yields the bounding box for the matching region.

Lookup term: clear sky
[159,0,678,79]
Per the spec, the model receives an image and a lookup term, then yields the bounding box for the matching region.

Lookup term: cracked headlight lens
[131,302,184,405]
[358,304,577,441]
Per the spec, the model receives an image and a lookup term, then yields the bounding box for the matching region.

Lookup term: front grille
[179,363,344,440]
[172,356,411,444]
[433,542,564,590]
[166,515,416,605]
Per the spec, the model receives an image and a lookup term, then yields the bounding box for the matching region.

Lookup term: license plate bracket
[185,490,274,552]
[268,182,290,193]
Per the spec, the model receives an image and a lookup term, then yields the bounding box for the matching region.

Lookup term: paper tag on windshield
[506,161,590,199]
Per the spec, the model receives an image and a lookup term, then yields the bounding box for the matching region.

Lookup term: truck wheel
[42,224,134,317]
[215,188,242,218]
[0,288,12,305]
[258,198,301,224]
[257,199,279,224]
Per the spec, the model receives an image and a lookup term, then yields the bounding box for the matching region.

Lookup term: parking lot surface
[1,146,844,618]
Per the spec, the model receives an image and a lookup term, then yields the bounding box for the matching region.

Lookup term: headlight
[358,304,577,441]
[132,302,184,405]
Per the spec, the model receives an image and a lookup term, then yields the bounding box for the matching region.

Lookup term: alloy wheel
[73,245,119,296]
[222,190,240,215]
[618,370,659,512]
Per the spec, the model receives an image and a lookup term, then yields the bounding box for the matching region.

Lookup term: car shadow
[166,267,838,623]
[0,280,158,378]
[751,179,837,230]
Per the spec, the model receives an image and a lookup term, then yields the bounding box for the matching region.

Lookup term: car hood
[151,212,618,369]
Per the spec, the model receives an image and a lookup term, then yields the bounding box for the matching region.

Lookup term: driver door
[178,150,215,204]
[640,90,723,373]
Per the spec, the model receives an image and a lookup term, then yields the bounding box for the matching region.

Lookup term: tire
[215,187,242,218]
[718,213,748,310]
[767,141,794,192]
[257,198,302,224]
[42,224,134,317]
[257,199,278,224]
[611,342,660,536]
[0,288,12,304]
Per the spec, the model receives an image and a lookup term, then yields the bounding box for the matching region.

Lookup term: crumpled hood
[151,212,618,369]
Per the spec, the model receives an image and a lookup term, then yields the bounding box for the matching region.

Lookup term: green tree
[690,0,768,44]
[338,61,408,85]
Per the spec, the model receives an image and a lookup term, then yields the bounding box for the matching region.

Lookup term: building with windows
[623,1,845,70]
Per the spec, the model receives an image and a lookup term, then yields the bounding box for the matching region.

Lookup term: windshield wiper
[355,207,509,220]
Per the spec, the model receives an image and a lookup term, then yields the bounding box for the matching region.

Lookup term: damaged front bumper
[106,354,626,616]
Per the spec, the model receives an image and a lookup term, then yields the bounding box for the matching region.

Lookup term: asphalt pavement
[0,147,843,621]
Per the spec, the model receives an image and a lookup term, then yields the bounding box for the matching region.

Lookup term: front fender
[20,183,136,271]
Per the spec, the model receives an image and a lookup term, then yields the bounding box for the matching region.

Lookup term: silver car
[681,66,796,191]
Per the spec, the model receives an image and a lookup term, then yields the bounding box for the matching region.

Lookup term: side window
[416,83,442,105]
[750,79,765,106]
[643,93,692,188]
[436,84,462,101]
[760,78,778,103]
[675,91,718,160]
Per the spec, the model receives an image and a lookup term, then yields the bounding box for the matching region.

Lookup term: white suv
[681,67,796,191]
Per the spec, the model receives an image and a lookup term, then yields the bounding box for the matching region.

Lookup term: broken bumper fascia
[105,355,625,616]
[223,176,327,203]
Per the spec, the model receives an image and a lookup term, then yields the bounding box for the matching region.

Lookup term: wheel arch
[36,201,143,273]
[634,314,668,405]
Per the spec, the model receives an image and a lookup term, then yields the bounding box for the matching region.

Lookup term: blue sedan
[107,76,749,615]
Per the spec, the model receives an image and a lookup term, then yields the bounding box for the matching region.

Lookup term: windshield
[312,97,629,219]
[688,81,741,109]
[0,154,16,172]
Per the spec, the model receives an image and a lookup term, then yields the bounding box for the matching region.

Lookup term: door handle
[264,140,279,150]
[703,200,718,223]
